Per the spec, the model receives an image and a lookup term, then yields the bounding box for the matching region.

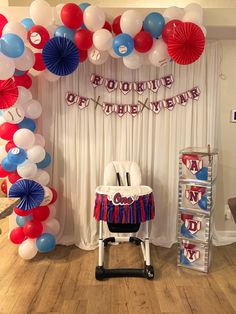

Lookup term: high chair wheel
[144,265,154,280]
[95,266,105,280]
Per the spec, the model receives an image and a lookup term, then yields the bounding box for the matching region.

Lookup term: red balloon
[28,25,50,49]
[103,21,112,33]
[1,179,7,195]
[49,188,58,205]
[190,185,206,195]
[79,49,88,63]
[14,74,32,89]
[10,227,26,244]
[0,123,19,141]
[61,3,83,30]
[5,140,16,152]
[14,207,33,217]
[23,220,43,238]
[0,165,9,178]
[8,172,22,184]
[74,29,93,50]
[182,154,199,165]
[0,14,8,37]
[112,16,122,35]
[33,53,46,71]
[33,206,50,222]
[134,31,153,53]
[162,19,182,44]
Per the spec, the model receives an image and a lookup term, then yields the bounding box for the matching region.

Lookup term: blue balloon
[54,26,76,43]
[143,12,165,38]
[0,110,3,116]
[36,233,56,253]
[14,69,27,76]
[16,214,32,227]
[1,157,17,172]
[0,34,25,58]
[18,118,36,132]
[8,147,27,165]
[112,34,134,57]
[198,196,208,210]
[37,152,51,169]
[79,2,90,11]
[196,167,208,181]
[21,18,35,31]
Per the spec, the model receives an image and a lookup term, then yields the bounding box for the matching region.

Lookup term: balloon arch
[0,0,206,259]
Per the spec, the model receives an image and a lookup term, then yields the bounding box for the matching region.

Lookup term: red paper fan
[168,22,205,65]
[0,78,19,109]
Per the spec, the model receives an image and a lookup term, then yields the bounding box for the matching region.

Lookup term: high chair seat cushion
[94,185,155,224]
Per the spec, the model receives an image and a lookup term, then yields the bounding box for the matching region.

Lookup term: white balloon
[0,116,6,125]
[17,87,32,105]
[0,146,7,162]
[17,160,38,179]
[13,128,35,150]
[108,48,121,59]
[185,3,203,16]
[34,134,45,147]
[41,186,53,206]
[43,218,60,235]
[48,204,56,219]
[123,51,142,70]
[24,99,42,119]
[14,47,35,72]
[3,105,25,124]
[120,10,143,36]
[163,6,184,21]
[83,6,105,32]
[18,239,38,260]
[33,169,50,185]
[47,24,57,37]
[41,69,60,82]
[27,145,46,163]
[148,39,169,67]
[30,0,53,26]
[88,47,109,65]
[0,54,15,80]
[182,11,203,25]
[93,29,113,51]
[3,22,27,42]
[200,25,207,37]
[54,4,64,25]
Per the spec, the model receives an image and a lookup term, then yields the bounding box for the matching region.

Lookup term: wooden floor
[0,219,236,314]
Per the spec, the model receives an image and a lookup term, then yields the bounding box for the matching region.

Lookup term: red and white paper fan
[168,22,205,65]
[0,78,19,109]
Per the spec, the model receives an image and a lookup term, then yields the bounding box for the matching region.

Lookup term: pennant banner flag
[90,74,174,94]
[65,86,201,117]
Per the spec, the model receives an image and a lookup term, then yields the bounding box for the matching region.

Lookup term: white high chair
[94,161,155,280]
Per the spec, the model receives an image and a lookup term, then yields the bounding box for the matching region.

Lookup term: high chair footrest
[103,237,116,246]
[95,265,154,280]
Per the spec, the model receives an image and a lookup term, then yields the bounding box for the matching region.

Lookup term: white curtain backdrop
[38,41,220,250]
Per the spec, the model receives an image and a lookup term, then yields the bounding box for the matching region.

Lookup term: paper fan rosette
[9,179,45,210]
[42,37,79,76]
[168,22,205,65]
[0,78,19,109]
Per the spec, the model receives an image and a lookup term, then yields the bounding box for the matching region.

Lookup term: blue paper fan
[42,37,79,76]
[9,179,45,210]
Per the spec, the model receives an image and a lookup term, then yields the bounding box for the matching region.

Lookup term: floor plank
[0,219,235,314]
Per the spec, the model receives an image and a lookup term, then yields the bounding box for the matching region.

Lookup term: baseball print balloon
[3,105,25,124]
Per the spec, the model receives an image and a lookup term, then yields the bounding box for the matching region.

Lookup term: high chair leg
[98,221,104,266]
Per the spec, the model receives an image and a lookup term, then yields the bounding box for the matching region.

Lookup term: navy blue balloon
[21,18,35,31]
[37,152,51,169]
[18,118,36,132]
[198,196,208,210]
[0,34,25,58]
[143,12,165,38]
[54,26,76,43]
[36,233,56,253]
[16,214,32,227]
[1,157,17,172]
[196,167,208,181]
[112,33,134,57]
[8,147,26,165]
[42,37,79,76]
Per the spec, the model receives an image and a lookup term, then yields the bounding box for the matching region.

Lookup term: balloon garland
[0,0,206,260]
